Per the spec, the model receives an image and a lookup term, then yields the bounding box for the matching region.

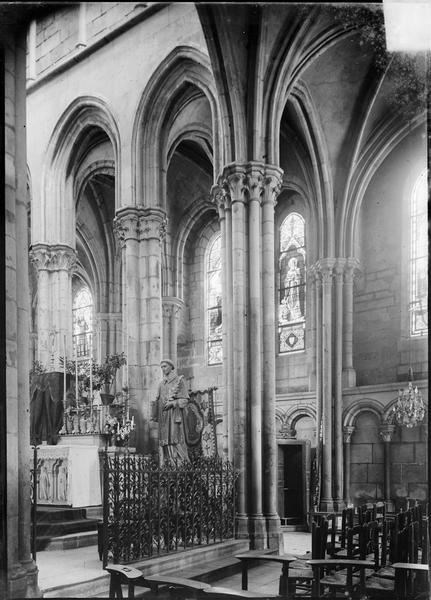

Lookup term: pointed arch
[132,46,222,208]
[39,96,121,247]
[339,114,425,257]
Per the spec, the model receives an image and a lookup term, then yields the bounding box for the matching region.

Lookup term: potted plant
[92,352,127,405]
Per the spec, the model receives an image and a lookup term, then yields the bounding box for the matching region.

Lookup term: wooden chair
[285,519,328,597]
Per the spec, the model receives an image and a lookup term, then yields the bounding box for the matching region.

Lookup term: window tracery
[410,170,427,337]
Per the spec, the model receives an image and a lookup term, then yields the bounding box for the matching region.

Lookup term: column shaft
[334,261,344,508]
[343,427,355,505]
[342,259,358,387]
[261,168,283,548]
[225,205,234,461]
[320,260,335,510]
[249,194,263,534]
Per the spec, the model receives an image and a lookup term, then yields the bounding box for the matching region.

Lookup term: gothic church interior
[2,2,429,598]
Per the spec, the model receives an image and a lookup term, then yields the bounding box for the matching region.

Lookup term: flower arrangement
[64,352,127,395]
[103,386,135,447]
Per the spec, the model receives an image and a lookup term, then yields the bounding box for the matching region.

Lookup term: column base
[249,515,267,550]
[7,563,28,600]
[319,498,334,512]
[235,514,250,540]
[265,513,282,551]
[384,499,395,513]
[333,498,345,511]
[342,368,356,388]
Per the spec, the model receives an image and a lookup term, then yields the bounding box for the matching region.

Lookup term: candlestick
[131,415,134,429]
[63,334,67,407]
[74,342,78,404]
[89,334,93,420]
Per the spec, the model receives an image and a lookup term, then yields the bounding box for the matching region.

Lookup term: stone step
[36,507,88,522]
[37,530,99,552]
[36,517,99,537]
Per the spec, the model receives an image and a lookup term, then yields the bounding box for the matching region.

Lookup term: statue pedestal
[37,444,102,507]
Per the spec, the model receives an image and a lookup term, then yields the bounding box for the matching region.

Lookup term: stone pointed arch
[132,45,222,209]
[339,115,425,257]
[39,96,121,247]
[343,397,385,428]
[172,196,217,299]
[282,82,335,258]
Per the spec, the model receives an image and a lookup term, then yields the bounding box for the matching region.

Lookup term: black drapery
[30,372,70,445]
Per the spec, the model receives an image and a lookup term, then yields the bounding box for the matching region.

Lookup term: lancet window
[206,234,222,365]
[410,170,427,337]
[72,283,93,358]
[278,212,306,353]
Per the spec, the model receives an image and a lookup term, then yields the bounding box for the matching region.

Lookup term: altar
[36,442,102,507]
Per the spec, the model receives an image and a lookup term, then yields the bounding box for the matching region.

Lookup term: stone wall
[354,127,428,386]
[28,3,151,79]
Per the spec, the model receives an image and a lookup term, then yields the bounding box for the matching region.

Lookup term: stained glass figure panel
[207,234,222,365]
[278,213,306,353]
[73,287,93,358]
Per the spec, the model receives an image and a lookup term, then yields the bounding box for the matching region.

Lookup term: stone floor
[36,530,311,598]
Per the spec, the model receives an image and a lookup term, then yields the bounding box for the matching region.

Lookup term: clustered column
[214,162,283,549]
[113,207,166,454]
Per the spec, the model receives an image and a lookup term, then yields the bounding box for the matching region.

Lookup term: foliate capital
[162,296,184,319]
[316,258,336,284]
[113,207,141,247]
[140,208,168,242]
[344,257,361,284]
[29,244,76,272]
[114,207,167,245]
[217,162,284,206]
[343,426,355,443]
[379,423,396,443]
[334,258,346,283]
[210,184,231,216]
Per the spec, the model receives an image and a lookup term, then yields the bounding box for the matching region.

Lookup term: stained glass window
[278,213,306,353]
[206,234,222,365]
[73,286,93,358]
[410,171,427,337]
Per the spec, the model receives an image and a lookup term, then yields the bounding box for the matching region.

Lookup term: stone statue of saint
[151,359,190,464]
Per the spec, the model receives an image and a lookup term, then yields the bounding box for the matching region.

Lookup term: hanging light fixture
[393,368,425,428]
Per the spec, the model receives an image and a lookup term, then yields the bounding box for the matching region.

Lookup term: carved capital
[344,257,361,284]
[140,208,167,242]
[343,426,355,443]
[210,184,231,217]
[244,163,266,202]
[29,244,76,272]
[262,165,283,207]
[317,258,336,285]
[113,208,141,247]
[379,423,396,443]
[162,296,184,319]
[334,258,346,284]
[114,207,167,245]
[220,165,248,204]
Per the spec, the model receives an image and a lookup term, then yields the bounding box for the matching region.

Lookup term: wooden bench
[203,587,280,598]
[234,553,298,599]
[105,564,148,600]
[145,574,211,596]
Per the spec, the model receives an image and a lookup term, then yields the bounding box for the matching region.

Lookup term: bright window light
[383,0,431,51]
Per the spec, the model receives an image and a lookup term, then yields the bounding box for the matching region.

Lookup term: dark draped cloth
[30,372,69,445]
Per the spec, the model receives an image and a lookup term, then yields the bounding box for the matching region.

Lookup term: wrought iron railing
[101,452,236,567]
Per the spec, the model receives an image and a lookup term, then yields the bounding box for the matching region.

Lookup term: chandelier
[393,380,425,428]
